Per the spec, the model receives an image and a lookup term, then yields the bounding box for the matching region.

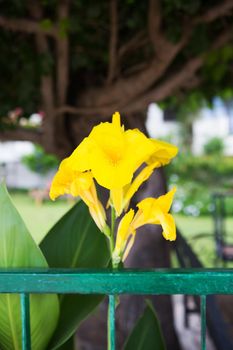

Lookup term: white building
[146,99,233,155]
[0,141,52,189]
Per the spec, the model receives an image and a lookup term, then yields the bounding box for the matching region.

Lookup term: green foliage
[22,145,59,174]
[0,1,233,120]
[167,152,233,216]
[0,7,41,119]
[168,152,233,185]
[0,183,59,350]
[204,46,233,83]
[124,300,165,350]
[40,200,110,349]
[0,184,111,349]
[203,137,224,156]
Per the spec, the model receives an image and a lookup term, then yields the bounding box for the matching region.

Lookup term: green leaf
[40,201,110,350]
[123,300,166,350]
[56,335,75,350]
[0,183,59,350]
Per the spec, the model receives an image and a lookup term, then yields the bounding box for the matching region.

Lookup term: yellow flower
[147,139,178,166]
[111,162,157,216]
[49,157,106,232]
[132,187,177,241]
[109,138,178,216]
[112,209,135,264]
[71,112,156,189]
[112,188,176,264]
[69,112,178,217]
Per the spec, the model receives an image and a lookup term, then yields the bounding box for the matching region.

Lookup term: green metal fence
[1,268,233,350]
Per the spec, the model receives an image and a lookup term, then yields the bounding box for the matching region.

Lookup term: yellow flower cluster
[50,112,178,265]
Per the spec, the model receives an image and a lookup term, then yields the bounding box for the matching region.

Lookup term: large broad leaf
[56,335,75,350]
[0,183,59,350]
[124,300,166,350]
[40,201,110,350]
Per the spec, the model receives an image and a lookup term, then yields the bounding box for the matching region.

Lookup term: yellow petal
[82,122,155,189]
[89,118,125,153]
[49,158,107,231]
[88,200,107,232]
[156,211,176,241]
[110,188,124,217]
[76,178,107,232]
[112,111,121,128]
[123,163,157,210]
[124,129,156,172]
[90,148,133,189]
[155,187,177,213]
[115,209,134,252]
[147,139,178,166]
[49,158,74,200]
[132,188,176,231]
[134,197,156,226]
[87,119,131,188]
[70,137,92,172]
[70,172,93,197]
[136,187,176,216]
[122,234,136,262]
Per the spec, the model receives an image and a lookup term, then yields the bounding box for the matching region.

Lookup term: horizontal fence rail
[0,268,233,350]
[0,268,232,294]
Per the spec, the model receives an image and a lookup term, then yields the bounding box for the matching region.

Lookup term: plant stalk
[109,207,116,263]
[107,206,117,350]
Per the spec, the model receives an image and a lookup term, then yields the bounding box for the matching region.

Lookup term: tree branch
[124,57,203,113]
[196,0,233,24]
[86,0,233,109]
[124,29,233,114]
[182,75,202,90]
[56,0,70,105]
[107,0,118,84]
[0,16,57,37]
[176,0,233,49]
[57,25,233,120]
[55,105,111,116]
[118,31,147,60]
[148,0,163,51]
[27,1,56,153]
[0,128,42,143]
[147,0,190,59]
[81,42,182,109]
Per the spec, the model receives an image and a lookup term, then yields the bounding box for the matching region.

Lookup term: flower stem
[111,206,116,236]
[109,207,116,265]
[107,207,117,350]
[107,295,116,350]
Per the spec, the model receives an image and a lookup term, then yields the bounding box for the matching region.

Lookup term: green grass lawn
[10,191,73,244]
[175,214,233,267]
[9,191,233,267]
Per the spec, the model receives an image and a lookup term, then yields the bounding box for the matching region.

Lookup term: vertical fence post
[200,295,206,350]
[20,293,31,350]
[108,295,116,350]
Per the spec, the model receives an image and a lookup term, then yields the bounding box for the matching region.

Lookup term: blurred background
[0,1,233,349]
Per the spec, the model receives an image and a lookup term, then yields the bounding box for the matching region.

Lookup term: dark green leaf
[56,335,75,350]
[124,300,166,350]
[40,201,110,350]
